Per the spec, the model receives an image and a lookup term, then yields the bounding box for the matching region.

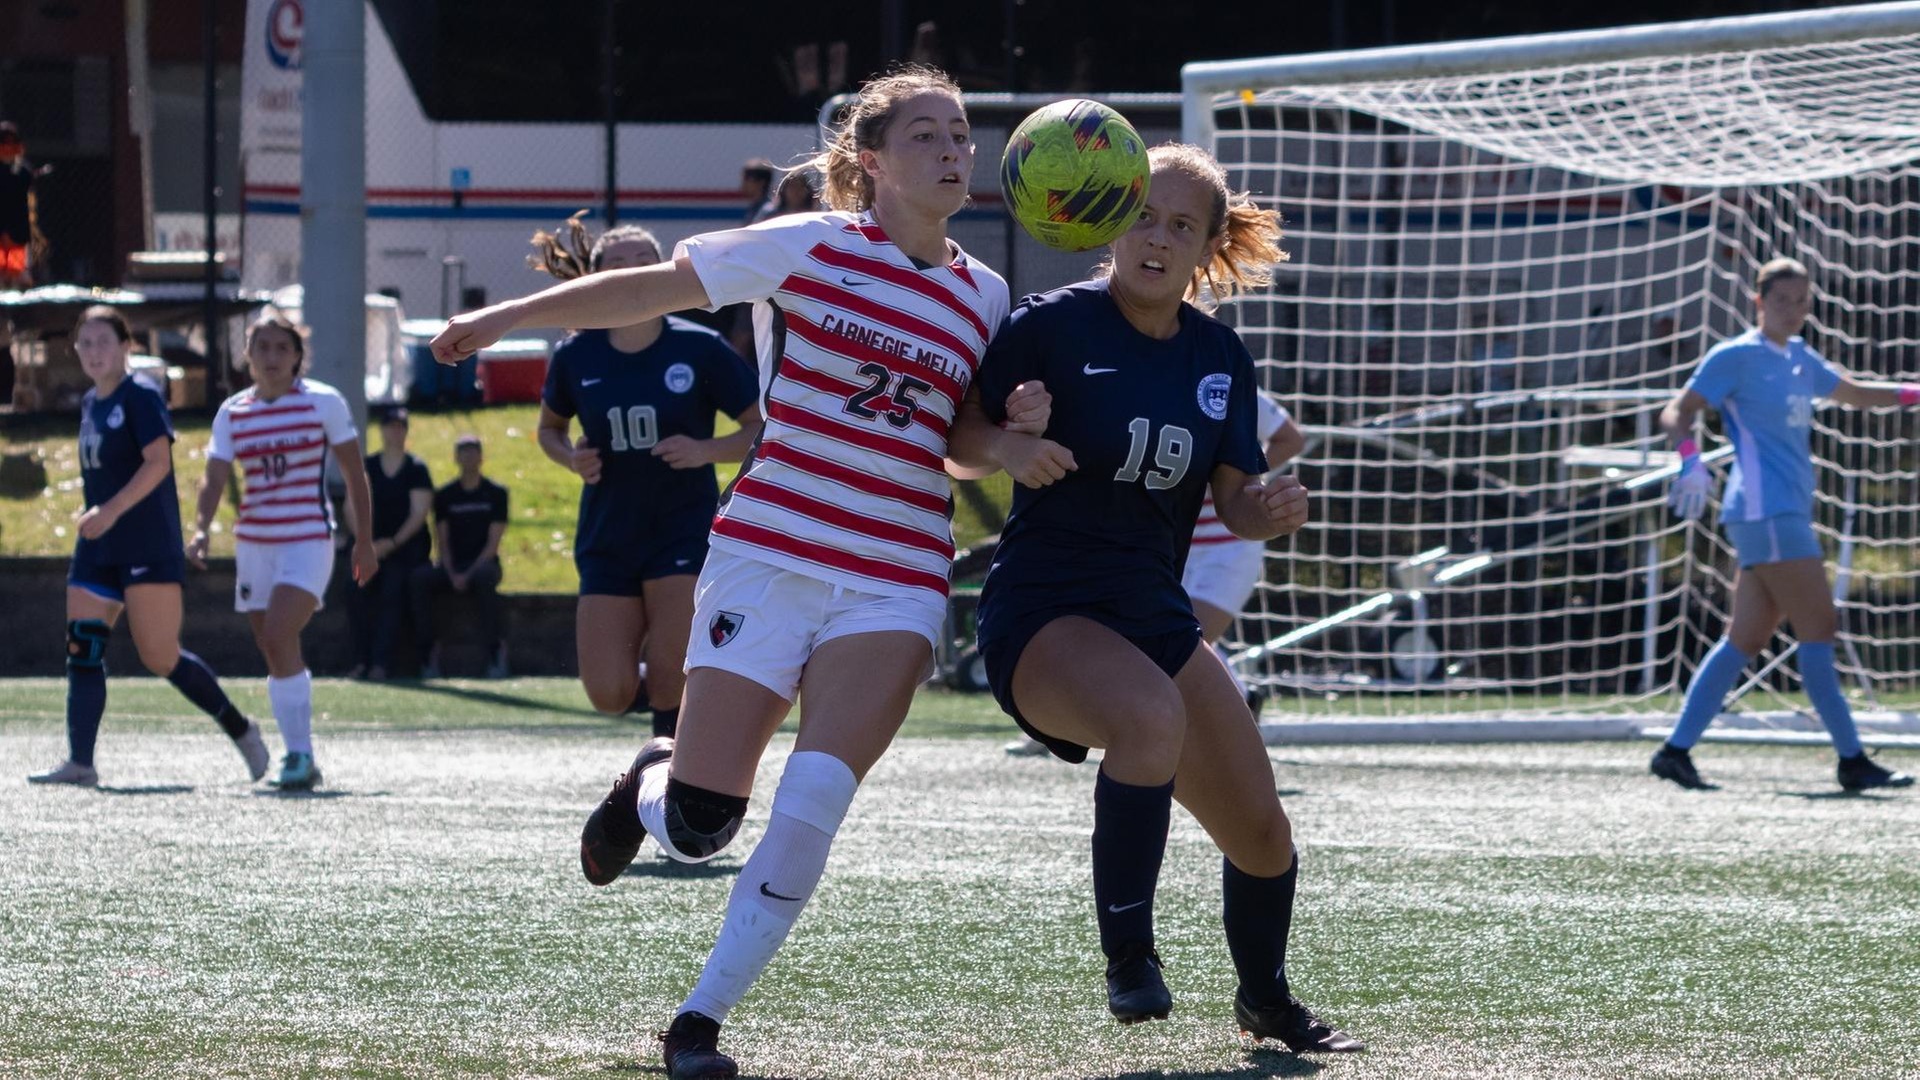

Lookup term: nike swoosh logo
[1083,364,1118,375]
[1107,899,1147,913]
[675,559,691,567]
[581,378,602,386]
[840,276,870,287]
[759,882,803,902]
[129,567,149,576]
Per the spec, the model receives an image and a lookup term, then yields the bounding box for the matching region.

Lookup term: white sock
[634,754,693,862]
[679,751,857,1022]
[267,670,314,754]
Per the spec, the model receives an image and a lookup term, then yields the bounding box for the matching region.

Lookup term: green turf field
[4,678,1916,1078]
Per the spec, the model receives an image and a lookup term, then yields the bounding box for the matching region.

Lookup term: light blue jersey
[1685,328,1843,523]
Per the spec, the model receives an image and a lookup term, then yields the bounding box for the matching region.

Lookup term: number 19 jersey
[976,280,1268,638]
[677,211,1009,600]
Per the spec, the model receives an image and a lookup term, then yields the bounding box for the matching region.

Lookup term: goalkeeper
[1656,256,1915,792]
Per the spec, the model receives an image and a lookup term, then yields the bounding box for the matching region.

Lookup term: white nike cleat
[28,760,99,787]
[234,722,270,782]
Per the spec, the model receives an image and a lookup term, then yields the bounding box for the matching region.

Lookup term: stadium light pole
[301,0,367,430]
[202,0,223,402]
[601,0,618,227]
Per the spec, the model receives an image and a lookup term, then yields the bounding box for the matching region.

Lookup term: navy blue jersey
[543,317,759,558]
[76,374,183,566]
[976,280,1268,637]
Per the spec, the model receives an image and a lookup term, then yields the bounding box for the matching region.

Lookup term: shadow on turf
[249,788,388,801]
[596,1047,1321,1079]
[1775,788,1899,801]
[1089,1057,1326,1080]
[623,856,739,881]
[375,678,610,720]
[95,784,195,796]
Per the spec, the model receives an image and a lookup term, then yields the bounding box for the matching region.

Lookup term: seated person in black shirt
[411,433,510,678]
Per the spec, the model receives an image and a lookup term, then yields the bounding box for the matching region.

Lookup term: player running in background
[529,221,763,736]
[1186,393,1304,705]
[187,316,377,791]
[433,65,1055,1080]
[28,306,268,787]
[1655,256,1915,792]
[972,143,1364,1053]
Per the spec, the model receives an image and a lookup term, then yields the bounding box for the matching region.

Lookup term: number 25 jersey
[677,211,1009,599]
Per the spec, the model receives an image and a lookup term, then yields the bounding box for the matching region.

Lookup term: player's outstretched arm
[430,256,713,366]
[1212,465,1309,542]
[1828,377,1920,409]
[186,455,233,569]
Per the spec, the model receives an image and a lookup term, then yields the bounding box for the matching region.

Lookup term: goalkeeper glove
[1668,438,1711,520]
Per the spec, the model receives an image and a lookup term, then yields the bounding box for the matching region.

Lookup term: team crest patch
[709,610,744,648]
[665,363,696,394]
[106,405,125,430]
[1196,373,1232,420]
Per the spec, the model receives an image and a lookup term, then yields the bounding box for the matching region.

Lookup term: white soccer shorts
[684,547,946,701]
[233,537,336,612]
[1181,538,1267,617]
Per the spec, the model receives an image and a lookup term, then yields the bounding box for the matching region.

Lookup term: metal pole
[601,0,618,226]
[1001,0,1020,294]
[300,0,367,428]
[202,0,222,401]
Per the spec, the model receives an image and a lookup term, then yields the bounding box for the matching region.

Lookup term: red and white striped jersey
[678,211,1009,599]
[207,378,358,546]
[1191,394,1291,547]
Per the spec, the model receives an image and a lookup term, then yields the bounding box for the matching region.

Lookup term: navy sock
[1091,768,1174,959]
[627,682,651,716]
[66,663,107,767]
[167,650,247,738]
[1224,848,1297,1008]
[651,707,679,738]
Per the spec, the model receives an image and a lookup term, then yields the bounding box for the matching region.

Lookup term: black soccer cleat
[580,736,674,886]
[1106,941,1173,1024]
[659,1011,737,1080]
[1650,744,1716,790]
[1235,992,1367,1053]
[1837,753,1915,792]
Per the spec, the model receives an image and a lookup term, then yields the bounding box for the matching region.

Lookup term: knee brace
[661,777,749,861]
[66,619,111,670]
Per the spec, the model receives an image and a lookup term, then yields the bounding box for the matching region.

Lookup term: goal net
[1184,5,1920,729]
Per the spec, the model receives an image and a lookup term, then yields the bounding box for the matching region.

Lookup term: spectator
[750,167,822,224]
[347,407,432,679]
[740,158,775,224]
[411,434,510,678]
[0,121,48,290]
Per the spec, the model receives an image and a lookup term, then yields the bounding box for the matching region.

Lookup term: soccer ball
[1000,99,1151,253]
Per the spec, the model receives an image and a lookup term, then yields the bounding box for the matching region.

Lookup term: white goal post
[1182,3,1920,739]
